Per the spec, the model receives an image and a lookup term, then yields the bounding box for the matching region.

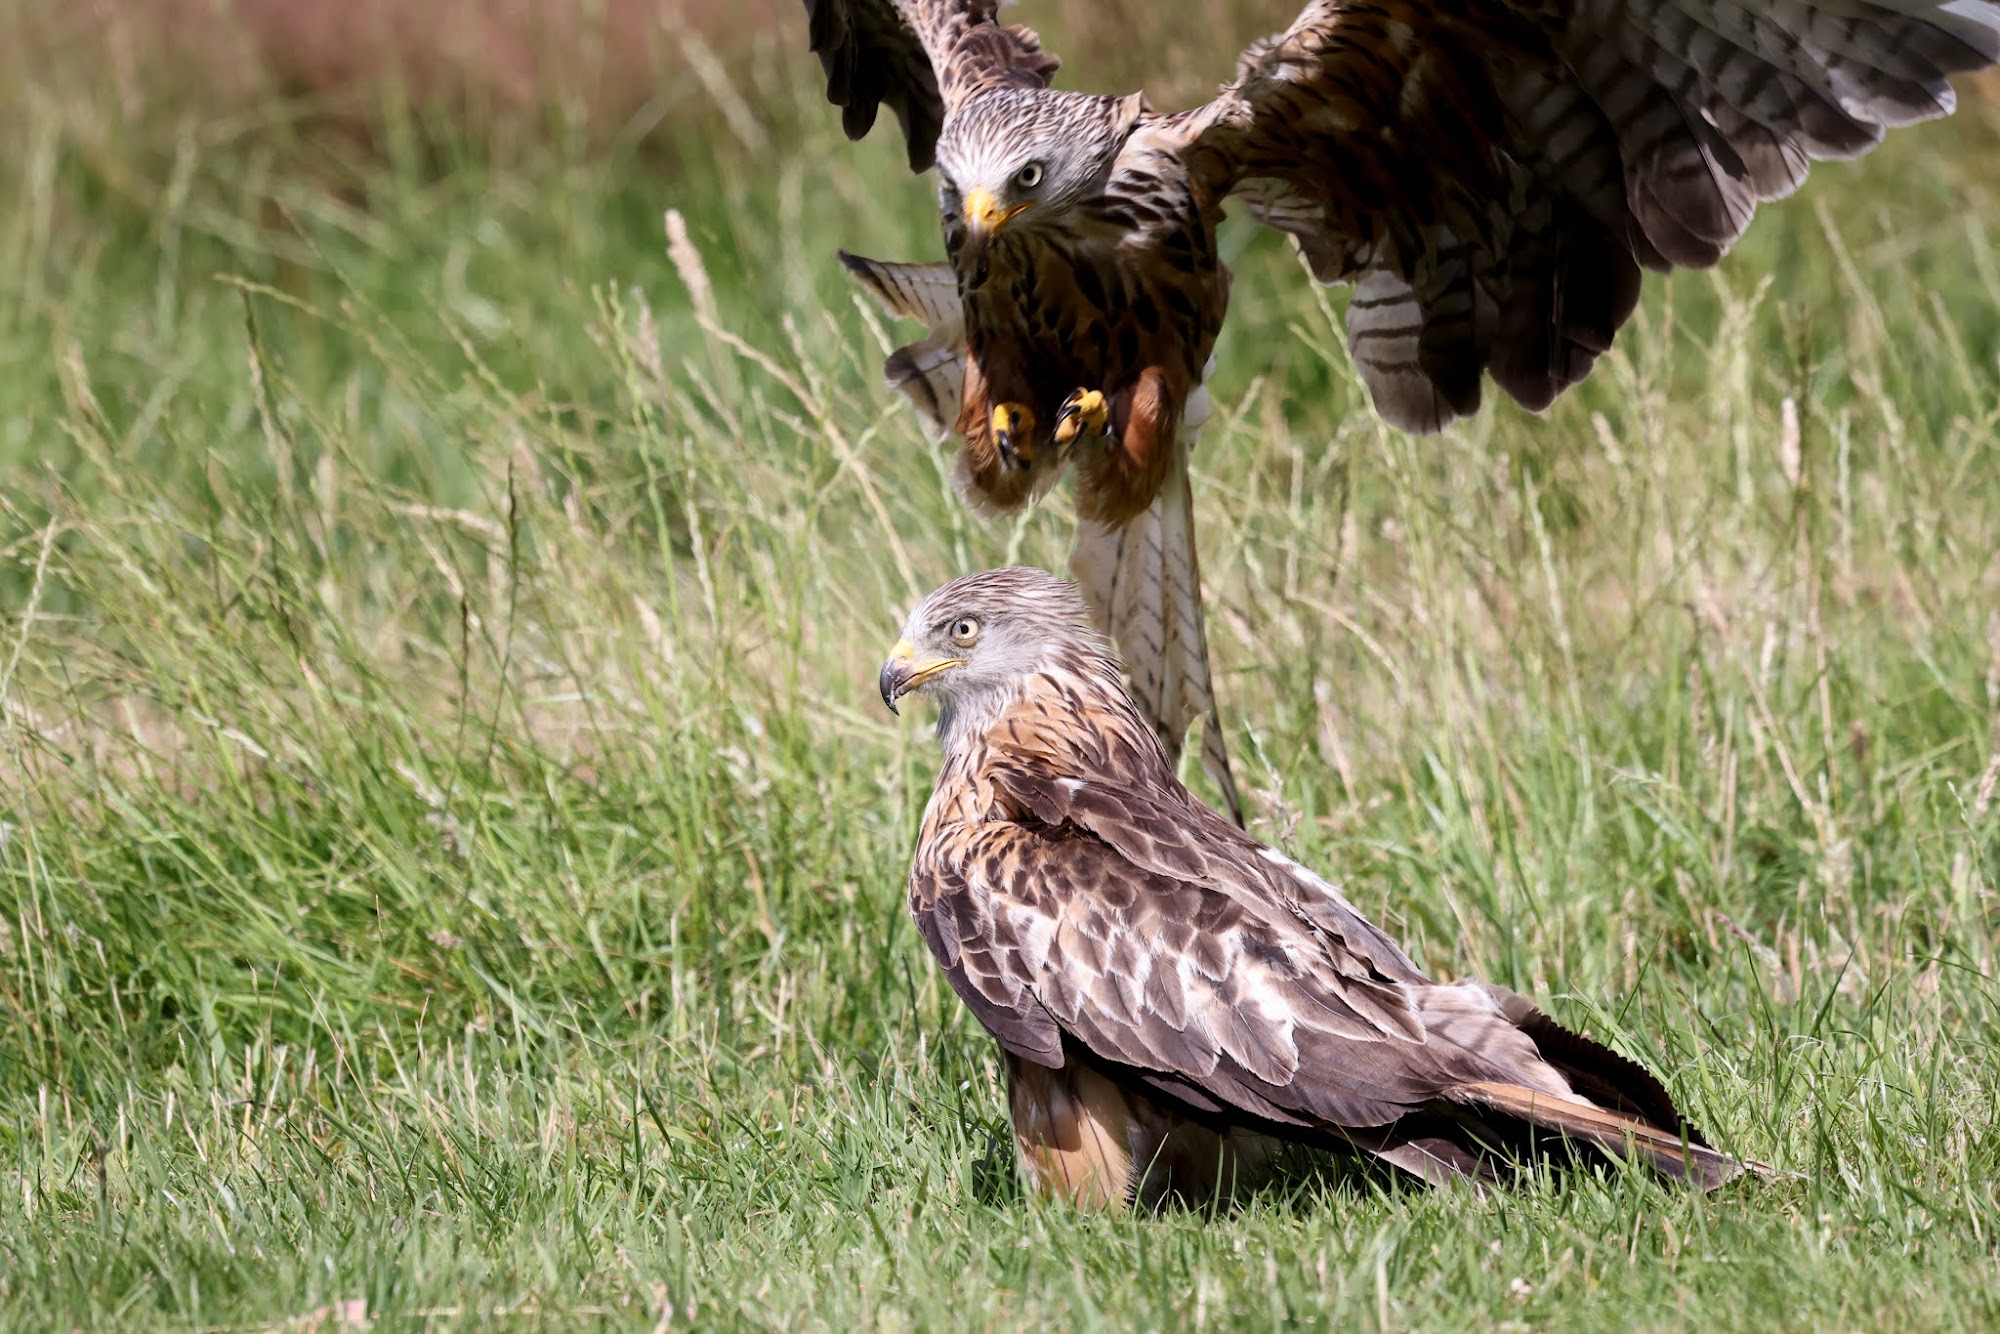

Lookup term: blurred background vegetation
[1,1,1998,1328]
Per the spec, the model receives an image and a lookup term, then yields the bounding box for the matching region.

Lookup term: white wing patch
[1006,900,1057,975]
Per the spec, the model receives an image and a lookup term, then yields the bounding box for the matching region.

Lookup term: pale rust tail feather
[1484,986,1698,1137]
[1451,1081,1751,1191]
[1345,982,1758,1191]
[1068,424,1244,827]
[839,251,965,440]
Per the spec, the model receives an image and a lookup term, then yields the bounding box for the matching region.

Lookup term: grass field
[4,17,2000,1330]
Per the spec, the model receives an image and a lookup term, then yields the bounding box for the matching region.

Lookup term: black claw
[1054,390,1109,449]
[994,407,1034,469]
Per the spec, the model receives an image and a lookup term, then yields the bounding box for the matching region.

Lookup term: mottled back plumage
[879,568,1759,1203]
[814,0,2000,822]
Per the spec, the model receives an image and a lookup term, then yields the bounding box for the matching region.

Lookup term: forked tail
[1354,985,1768,1192]
[1069,419,1243,826]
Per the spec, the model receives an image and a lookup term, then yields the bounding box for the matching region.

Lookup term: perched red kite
[818,0,2000,822]
[880,566,1752,1203]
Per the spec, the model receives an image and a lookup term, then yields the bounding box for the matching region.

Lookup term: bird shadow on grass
[961,1124,1768,1218]
[964,1128,1418,1216]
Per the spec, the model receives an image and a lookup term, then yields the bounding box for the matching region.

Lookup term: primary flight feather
[812,0,2000,821]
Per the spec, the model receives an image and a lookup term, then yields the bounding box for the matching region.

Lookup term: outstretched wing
[801,0,1062,171]
[1176,0,2000,432]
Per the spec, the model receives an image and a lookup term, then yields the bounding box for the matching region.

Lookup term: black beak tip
[878,666,901,714]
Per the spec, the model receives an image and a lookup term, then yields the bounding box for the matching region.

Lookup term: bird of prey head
[935,89,1146,287]
[879,565,1113,735]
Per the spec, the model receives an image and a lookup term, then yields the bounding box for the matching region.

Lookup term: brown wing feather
[800,0,1061,172]
[911,852,1065,1068]
[911,682,1756,1189]
[1455,1081,1746,1190]
[1179,0,2000,431]
[926,816,1452,1129]
[839,251,965,438]
[979,737,1428,997]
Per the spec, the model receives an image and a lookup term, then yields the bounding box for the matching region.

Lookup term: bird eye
[949,617,981,647]
[1013,162,1044,190]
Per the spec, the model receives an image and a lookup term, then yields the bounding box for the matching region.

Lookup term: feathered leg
[1069,375,1243,825]
[1004,1055,1137,1209]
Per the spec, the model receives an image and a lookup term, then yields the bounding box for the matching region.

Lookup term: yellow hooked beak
[963,186,1030,235]
[878,638,965,714]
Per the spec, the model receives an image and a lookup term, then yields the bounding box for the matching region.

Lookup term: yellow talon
[991,401,1037,469]
[1053,388,1109,447]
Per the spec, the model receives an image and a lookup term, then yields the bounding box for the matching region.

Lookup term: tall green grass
[3,25,1999,1331]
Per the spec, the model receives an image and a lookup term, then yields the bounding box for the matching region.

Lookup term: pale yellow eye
[949,617,981,647]
[1013,163,1044,190]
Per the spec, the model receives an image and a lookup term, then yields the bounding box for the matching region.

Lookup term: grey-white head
[937,89,1146,286]
[878,567,1113,738]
